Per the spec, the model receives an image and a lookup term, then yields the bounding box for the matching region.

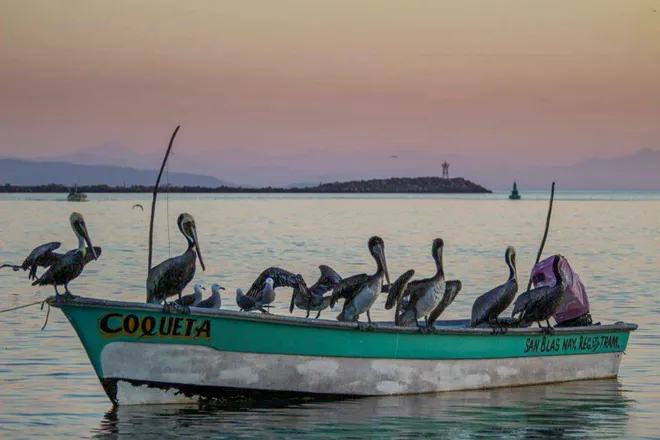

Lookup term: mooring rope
[0,299,51,331]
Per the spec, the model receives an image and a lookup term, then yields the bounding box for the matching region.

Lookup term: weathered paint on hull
[100,342,623,405]
[46,296,637,406]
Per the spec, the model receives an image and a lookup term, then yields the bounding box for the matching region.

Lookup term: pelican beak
[377,243,390,286]
[80,222,97,260]
[202,286,207,290]
[191,225,205,271]
[220,286,226,290]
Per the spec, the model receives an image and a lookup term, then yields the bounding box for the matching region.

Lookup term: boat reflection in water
[96,379,631,438]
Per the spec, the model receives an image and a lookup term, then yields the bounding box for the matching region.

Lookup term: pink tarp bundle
[529,254,590,324]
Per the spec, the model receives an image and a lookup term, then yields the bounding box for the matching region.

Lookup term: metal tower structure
[441,161,450,179]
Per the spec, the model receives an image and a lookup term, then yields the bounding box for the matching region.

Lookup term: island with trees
[0,176,491,194]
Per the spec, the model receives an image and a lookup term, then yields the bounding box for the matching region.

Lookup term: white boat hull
[101,342,624,405]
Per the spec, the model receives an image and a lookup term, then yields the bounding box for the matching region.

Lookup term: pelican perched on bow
[31,212,99,297]
[172,283,206,308]
[2,242,101,281]
[388,239,448,331]
[239,267,308,312]
[197,283,225,309]
[470,246,518,330]
[511,255,566,333]
[146,213,205,310]
[289,265,342,319]
[330,236,390,330]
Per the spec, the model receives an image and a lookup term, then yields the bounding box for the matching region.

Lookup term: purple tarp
[530,254,590,324]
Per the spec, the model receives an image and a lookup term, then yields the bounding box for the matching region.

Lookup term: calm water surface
[0,192,658,439]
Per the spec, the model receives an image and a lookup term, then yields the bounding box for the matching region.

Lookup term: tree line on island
[0,177,491,194]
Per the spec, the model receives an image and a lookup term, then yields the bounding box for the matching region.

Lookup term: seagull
[197,283,225,309]
[172,283,206,308]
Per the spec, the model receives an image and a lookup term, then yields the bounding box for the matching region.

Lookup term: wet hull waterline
[48,295,637,406]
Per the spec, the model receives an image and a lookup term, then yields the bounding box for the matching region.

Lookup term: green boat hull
[48,296,637,406]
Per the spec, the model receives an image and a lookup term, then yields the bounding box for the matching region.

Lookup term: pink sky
[1,0,659,166]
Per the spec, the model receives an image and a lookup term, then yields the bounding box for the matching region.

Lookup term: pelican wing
[470,279,518,327]
[31,250,84,287]
[383,278,426,309]
[309,265,342,296]
[329,273,369,308]
[146,253,195,303]
[511,285,553,318]
[21,242,62,279]
[386,269,415,310]
[62,246,102,265]
[246,266,306,298]
[427,279,462,325]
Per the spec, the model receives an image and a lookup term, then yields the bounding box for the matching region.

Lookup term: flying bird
[132,204,144,211]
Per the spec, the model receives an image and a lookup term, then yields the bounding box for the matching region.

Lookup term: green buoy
[509,181,521,200]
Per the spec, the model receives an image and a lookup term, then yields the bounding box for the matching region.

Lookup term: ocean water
[0,192,658,439]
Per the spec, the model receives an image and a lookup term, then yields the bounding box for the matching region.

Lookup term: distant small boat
[509,181,521,200]
[67,184,88,202]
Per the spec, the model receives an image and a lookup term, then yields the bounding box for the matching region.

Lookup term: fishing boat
[67,183,88,202]
[46,295,637,406]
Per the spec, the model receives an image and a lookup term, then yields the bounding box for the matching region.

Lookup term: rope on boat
[0,299,51,331]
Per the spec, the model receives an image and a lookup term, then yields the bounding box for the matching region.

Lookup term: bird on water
[146,213,206,311]
[389,238,448,332]
[289,264,342,319]
[511,255,566,333]
[172,283,206,308]
[30,212,99,297]
[330,236,391,330]
[196,283,225,309]
[470,246,518,331]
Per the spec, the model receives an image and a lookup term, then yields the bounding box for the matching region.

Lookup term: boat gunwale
[47,295,638,336]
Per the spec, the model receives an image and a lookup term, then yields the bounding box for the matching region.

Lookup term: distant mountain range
[6,143,660,190]
[0,158,232,187]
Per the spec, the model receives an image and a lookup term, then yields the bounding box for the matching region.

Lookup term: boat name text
[523,335,621,354]
[99,313,211,340]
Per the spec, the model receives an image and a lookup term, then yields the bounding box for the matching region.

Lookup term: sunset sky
[1,0,659,167]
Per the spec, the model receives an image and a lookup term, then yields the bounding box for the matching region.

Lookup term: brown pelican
[146,213,205,310]
[289,265,342,319]
[241,267,309,312]
[330,236,390,330]
[197,283,225,309]
[2,242,101,281]
[389,239,447,332]
[172,283,205,308]
[470,246,518,331]
[31,212,99,297]
[511,255,566,333]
